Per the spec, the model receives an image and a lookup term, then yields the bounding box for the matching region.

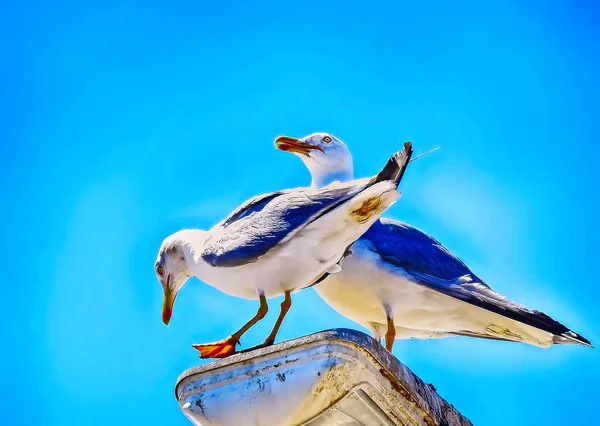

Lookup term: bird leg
[242,291,292,353]
[385,315,396,352]
[192,294,268,359]
[263,291,292,345]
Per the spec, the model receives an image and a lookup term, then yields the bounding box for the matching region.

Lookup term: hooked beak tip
[274,135,297,148]
[162,309,172,326]
[274,136,321,156]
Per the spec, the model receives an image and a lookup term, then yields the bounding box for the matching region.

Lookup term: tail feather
[372,141,413,188]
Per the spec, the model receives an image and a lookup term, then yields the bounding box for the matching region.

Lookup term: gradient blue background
[2,1,598,425]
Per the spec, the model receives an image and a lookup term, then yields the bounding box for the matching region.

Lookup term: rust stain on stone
[379,368,438,426]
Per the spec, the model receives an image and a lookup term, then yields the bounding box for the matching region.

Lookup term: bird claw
[192,336,239,359]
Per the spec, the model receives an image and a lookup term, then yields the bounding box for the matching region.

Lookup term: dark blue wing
[202,182,369,267]
[219,192,284,228]
[362,218,592,345]
[362,217,485,283]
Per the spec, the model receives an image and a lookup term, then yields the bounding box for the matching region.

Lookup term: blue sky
[2,1,599,425]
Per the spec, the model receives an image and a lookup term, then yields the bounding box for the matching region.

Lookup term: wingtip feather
[553,331,594,348]
[373,141,414,187]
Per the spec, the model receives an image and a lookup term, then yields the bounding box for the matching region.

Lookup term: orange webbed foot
[192,336,239,359]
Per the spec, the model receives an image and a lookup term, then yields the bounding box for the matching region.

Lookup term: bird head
[274,132,354,188]
[155,232,195,325]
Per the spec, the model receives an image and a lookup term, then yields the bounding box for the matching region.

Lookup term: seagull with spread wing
[275,132,592,350]
[155,142,414,358]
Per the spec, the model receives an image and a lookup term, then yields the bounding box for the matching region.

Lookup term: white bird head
[275,132,354,188]
[155,230,199,325]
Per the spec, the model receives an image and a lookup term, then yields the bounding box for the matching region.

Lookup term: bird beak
[274,136,322,156]
[162,274,177,325]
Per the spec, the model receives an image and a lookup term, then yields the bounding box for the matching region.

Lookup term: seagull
[275,132,592,350]
[155,142,414,358]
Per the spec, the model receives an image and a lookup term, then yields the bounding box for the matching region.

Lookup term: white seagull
[155,142,414,358]
[275,132,592,350]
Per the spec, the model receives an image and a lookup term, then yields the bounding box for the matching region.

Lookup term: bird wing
[361,218,484,282]
[406,271,591,346]
[201,180,371,268]
[363,218,591,345]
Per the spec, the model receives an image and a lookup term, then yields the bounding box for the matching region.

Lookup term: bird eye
[322,136,332,143]
[157,265,164,276]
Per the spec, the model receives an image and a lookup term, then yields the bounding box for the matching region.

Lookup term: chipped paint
[194,398,208,418]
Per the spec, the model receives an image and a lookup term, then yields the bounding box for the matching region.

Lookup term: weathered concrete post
[175,329,473,426]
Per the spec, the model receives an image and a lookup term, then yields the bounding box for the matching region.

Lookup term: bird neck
[310,164,354,188]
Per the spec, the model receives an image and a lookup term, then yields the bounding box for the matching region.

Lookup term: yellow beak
[274,136,322,156]
[162,274,177,325]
